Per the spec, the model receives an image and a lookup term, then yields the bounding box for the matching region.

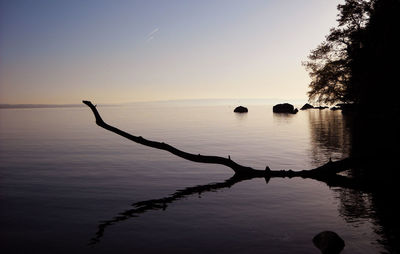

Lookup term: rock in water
[234,106,248,113]
[273,103,298,114]
[300,103,314,110]
[313,231,345,254]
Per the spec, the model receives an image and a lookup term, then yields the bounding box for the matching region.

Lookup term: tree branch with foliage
[303,0,374,105]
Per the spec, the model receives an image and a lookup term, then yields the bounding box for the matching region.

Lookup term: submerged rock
[313,231,345,254]
[300,103,314,110]
[234,106,248,113]
[273,103,298,114]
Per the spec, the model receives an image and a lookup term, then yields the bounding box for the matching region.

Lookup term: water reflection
[307,109,351,164]
[369,190,400,253]
[90,175,261,245]
[87,106,397,252]
[331,183,399,253]
[272,112,296,124]
[334,188,374,223]
[307,109,398,253]
[233,111,248,120]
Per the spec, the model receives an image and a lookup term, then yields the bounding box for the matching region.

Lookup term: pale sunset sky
[0,0,343,104]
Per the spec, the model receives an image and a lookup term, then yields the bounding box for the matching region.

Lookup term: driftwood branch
[83,100,353,179]
[83,100,259,175]
[82,100,363,245]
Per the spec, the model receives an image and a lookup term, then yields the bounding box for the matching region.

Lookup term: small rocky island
[301,103,338,110]
[273,103,298,114]
[300,103,314,110]
[234,106,248,113]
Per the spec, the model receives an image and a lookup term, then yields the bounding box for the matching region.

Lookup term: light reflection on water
[0,103,387,253]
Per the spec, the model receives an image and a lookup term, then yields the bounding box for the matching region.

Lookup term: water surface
[0,102,386,253]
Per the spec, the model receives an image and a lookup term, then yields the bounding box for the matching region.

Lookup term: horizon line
[0,98,310,109]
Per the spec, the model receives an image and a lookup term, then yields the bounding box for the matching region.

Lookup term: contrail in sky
[146,27,159,41]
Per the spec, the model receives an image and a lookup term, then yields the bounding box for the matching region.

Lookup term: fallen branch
[83,100,353,178]
[83,100,364,246]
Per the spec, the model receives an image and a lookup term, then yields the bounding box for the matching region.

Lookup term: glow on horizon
[0,0,343,104]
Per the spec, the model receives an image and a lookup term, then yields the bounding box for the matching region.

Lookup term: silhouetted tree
[304,0,400,108]
[353,0,400,109]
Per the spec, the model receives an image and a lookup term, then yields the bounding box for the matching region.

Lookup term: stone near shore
[300,103,314,110]
[273,103,298,114]
[313,231,345,254]
[234,106,248,113]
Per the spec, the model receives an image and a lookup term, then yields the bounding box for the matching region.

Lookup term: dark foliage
[304,0,400,109]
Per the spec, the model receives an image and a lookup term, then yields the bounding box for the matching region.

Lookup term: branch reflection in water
[89,167,369,246]
[89,174,267,245]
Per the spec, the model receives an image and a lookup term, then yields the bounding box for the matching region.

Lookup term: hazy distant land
[0,104,85,109]
[0,98,307,109]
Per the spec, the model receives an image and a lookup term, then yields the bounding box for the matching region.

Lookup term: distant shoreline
[0,104,85,109]
[0,98,308,109]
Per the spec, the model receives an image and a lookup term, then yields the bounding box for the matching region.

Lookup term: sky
[0,0,343,104]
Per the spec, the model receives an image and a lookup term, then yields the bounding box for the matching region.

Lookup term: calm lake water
[0,102,388,253]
